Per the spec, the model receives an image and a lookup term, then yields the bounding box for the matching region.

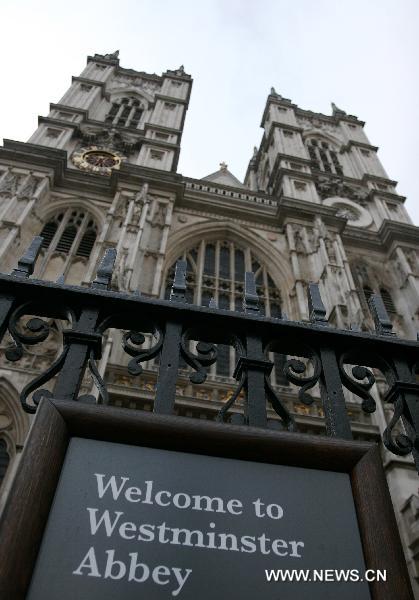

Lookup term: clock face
[84,150,118,168]
[71,146,123,175]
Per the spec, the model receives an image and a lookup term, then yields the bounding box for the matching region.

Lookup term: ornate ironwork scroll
[217,372,246,423]
[6,304,52,362]
[383,384,415,457]
[4,301,74,412]
[123,328,164,377]
[283,355,322,406]
[264,373,296,431]
[19,347,69,413]
[338,353,377,414]
[180,333,218,384]
[77,348,109,405]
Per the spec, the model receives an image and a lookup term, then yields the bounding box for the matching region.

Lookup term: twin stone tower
[0,51,418,591]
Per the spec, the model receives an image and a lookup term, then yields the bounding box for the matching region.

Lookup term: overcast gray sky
[2,0,418,222]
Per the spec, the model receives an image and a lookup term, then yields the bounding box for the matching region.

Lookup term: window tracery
[38,209,98,278]
[306,138,343,176]
[105,97,144,129]
[362,286,374,306]
[380,288,396,314]
[164,240,284,383]
[352,263,397,321]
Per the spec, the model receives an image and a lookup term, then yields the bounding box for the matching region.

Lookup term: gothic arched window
[361,286,396,315]
[164,240,284,383]
[362,286,374,307]
[105,97,144,129]
[40,210,97,257]
[38,209,97,281]
[306,138,343,176]
[165,241,282,316]
[352,262,398,330]
[380,288,396,314]
[358,283,397,327]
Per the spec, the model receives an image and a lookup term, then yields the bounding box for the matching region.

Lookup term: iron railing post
[154,261,186,415]
[308,283,352,439]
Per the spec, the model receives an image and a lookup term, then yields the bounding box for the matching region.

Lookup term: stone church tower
[0,52,418,589]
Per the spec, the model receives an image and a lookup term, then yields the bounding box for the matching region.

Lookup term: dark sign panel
[27,437,370,599]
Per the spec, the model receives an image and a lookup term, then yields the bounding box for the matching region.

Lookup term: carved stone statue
[325,236,337,263]
[406,250,418,275]
[78,127,138,155]
[293,227,306,254]
[315,175,368,203]
[152,202,167,227]
[103,50,119,60]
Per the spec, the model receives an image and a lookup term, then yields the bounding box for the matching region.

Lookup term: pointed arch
[35,203,101,282]
[0,378,29,488]
[37,197,106,231]
[301,128,342,148]
[163,221,291,383]
[106,88,150,128]
[350,259,399,321]
[164,220,293,307]
[109,86,154,105]
[303,130,343,176]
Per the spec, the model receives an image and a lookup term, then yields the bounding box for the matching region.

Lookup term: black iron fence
[1,237,418,471]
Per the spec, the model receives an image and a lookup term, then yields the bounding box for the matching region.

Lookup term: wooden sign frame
[0,398,413,599]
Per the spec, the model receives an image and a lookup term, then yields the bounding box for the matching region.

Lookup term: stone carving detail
[293,226,307,254]
[296,116,337,136]
[325,236,337,263]
[306,227,319,253]
[406,250,419,276]
[113,249,129,290]
[353,261,369,284]
[111,75,160,94]
[130,185,147,225]
[334,204,359,221]
[151,202,167,228]
[315,175,368,203]
[17,174,39,199]
[77,127,139,155]
[167,65,186,77]
[94,50,119,61]
[392,258,406,287]
[114,196,130,222]
[0,170,21,195]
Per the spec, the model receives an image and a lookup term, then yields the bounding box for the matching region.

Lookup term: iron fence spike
[308,282,328,326]
[11,236,43,278]
[170,260,187,303]
[243,272,260,314]
[92,248,117,290]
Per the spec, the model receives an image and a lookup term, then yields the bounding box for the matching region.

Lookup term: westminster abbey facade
[0,51,418,591]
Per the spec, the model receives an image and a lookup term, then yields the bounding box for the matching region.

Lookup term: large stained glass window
[164,240,285,384]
